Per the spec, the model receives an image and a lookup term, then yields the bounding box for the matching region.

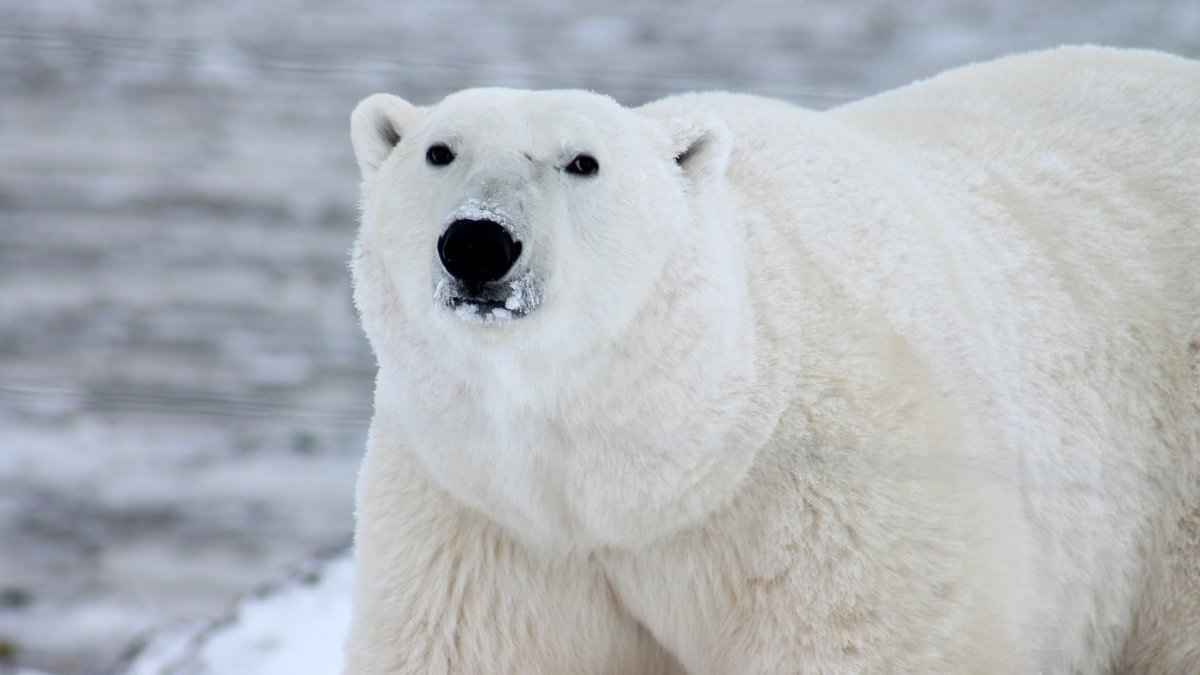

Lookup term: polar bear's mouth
[434,270,542,324]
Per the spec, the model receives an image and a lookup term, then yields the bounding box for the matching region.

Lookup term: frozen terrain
[1,1,1198,673]
[119,553,352,675]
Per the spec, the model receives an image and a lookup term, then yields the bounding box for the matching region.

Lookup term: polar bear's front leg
[342,444,680,675]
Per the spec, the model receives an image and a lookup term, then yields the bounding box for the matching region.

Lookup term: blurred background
[1,1,1198,673]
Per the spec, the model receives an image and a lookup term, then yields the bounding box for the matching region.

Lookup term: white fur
[343,47,1200,674]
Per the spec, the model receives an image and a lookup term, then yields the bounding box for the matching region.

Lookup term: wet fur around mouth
[448,294,510,313]
[434,270,543,322]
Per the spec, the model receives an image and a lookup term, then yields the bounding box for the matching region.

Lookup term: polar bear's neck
[366,190,783,552]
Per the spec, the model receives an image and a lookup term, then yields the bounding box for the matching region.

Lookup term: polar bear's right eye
[426,143,455,167]
[565,154,599,177]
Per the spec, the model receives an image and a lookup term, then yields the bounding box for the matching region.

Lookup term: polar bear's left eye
[426,143,455,167]
[565,154,599,177]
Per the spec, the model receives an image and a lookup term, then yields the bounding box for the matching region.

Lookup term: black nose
[437,219,523,285]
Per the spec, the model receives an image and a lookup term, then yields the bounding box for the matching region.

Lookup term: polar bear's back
[653,46,1199,397]
[647,47,1199,669]
[833,45,1200,301]
[829,45,1199,419]
[835,46,1200,670]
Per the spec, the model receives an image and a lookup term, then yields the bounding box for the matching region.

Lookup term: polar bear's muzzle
[433,212,542,323]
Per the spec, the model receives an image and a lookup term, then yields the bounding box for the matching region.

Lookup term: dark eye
[565,154,599,176]
[426,143,455,166]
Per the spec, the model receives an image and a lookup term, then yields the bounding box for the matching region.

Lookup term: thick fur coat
[343,47,1200,674]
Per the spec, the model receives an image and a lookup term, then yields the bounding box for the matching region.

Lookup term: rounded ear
[350,93,422,179]
[662,114,732,182]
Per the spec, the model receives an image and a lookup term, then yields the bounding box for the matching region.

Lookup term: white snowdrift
[121,554,352,675]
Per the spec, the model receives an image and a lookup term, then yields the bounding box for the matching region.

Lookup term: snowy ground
[118,552,352,675]
[1,2,1199,673]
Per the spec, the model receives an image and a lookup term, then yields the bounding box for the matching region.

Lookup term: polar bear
[343,47,1200,674]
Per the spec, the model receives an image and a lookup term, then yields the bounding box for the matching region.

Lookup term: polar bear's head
[350,88,730,347]
[351,89,760,549]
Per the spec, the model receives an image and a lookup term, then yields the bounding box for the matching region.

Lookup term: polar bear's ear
[663,114,732,182]
[350,93,423,179]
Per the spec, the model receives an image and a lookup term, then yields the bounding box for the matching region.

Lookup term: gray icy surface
[1,1,1198,673]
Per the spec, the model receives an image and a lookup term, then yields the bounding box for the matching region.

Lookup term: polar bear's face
[351,89,746,548]
[351,89,725,351]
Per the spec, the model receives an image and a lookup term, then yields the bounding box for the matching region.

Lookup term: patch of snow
[121,554,352,675]
[450,300,518,324]
[453,302,492,323]
[449,199,518,233]
[504,270,542,314]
